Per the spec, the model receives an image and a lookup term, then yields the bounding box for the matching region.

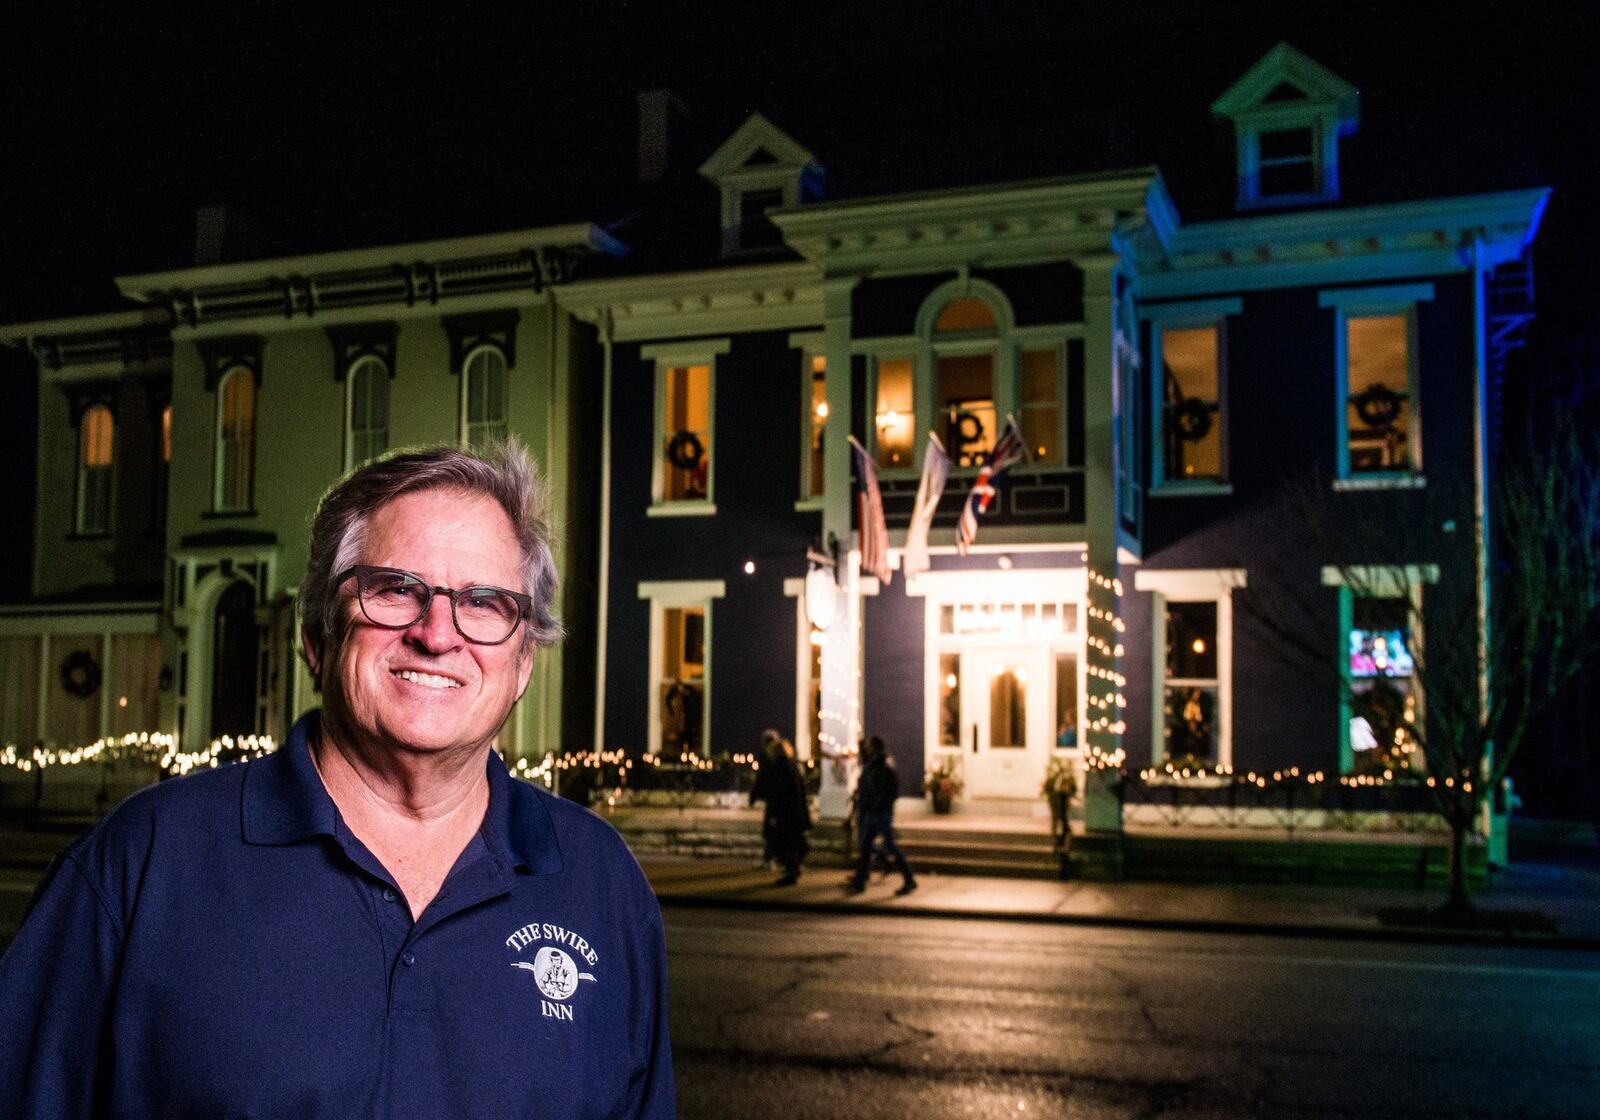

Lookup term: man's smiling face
[319,487,534,760]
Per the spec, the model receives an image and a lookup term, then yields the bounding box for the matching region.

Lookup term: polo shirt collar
[243,710,563,875]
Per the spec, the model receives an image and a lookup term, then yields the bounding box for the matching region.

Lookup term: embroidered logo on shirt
[505,922,598,1021]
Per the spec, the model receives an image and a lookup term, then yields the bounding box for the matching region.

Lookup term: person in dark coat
[847,735,917,895]
[749,729,811,885]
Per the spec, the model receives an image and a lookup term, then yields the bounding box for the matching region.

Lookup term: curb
[655,892,1600,953]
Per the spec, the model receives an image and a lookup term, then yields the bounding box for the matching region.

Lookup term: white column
[818,277,860,818]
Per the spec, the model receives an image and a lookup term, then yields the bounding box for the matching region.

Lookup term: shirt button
[402,952,416,967]
[383,888,398,903]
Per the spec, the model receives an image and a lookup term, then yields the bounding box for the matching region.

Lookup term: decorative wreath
[1172,397,1216,442]
[1352,384,1405,429]
[665,430,705,471]
[60,650,102,699]
[951,410,985,448]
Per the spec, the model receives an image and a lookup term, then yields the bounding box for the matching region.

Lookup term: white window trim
[344,354,390,470]
[639,580,725,757]
[644,339,729,511]
[459,343,508,450]
[1135,568,1245,770]
[1321,284,1433,485]
[783,577,818,759]
[1143,298,1241,493]
[213,366,255,513]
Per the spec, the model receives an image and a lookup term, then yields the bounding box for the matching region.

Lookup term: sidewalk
[642,853,1600,951]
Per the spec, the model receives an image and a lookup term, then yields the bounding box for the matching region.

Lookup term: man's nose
[406,593,462,651]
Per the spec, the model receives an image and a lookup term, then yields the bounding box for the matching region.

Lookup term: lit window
[76,404,114,534]
[938,652,961,747]
[1159,326,1224,482]
[1053,652,1079,748]
[658,606,706,755]
[1345,313,1414,474]
[805,353,826,499]
[1347,597,1422,775]
[661,364,712,502]
[215,368,256,512]
[873,356,914,470]
[153,402,171,531]
[462,346,508,450]
[1019,348,1062,466]
[1163,600,1218,766]
[938,352,997,468]
[935,297,997,332]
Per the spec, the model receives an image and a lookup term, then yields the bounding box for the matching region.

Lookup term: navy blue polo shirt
[0,713,675,1119]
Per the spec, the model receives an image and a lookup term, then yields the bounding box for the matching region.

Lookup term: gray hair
[298,439,563,679]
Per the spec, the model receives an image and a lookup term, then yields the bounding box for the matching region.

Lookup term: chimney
[193,205,265,265]
[637,89,689,184]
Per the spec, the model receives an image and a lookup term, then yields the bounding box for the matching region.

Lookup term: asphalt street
[5,867,1598,1118]
[665,907,1600,1120]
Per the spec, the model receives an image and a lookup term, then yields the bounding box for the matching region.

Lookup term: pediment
[698,113,818,183]
[1211,42,1358,124]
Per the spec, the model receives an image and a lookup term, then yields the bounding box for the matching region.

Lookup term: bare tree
[1236,419,1600,915]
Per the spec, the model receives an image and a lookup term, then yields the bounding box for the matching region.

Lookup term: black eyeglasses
[337,565,532,645]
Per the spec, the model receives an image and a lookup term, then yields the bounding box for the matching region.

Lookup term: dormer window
[700,113,824,257]
[1212,43,1359,211]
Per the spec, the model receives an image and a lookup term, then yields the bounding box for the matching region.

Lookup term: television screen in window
[1349,628,1414,678]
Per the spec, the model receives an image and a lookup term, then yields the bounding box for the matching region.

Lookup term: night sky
[1,3,1594,326]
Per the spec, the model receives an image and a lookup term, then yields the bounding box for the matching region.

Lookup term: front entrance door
[211,580,258,739]
[963,646,1049,798]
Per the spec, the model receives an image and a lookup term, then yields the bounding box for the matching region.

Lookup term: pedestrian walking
[846,735,917,895]
[750,729,810,885]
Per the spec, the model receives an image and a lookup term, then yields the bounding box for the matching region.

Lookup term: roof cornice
[0,307,173,375]
[771,169,1171,271]
[114,223,628,329]
[559,261,824,342]
[1140,188,1551,294]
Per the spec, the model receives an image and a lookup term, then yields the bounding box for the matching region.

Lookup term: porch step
[892,835,1061,880]
[1074,833,1489,886]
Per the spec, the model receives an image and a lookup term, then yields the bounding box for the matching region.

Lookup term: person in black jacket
[750,729,811,885]
[847,735,917,895]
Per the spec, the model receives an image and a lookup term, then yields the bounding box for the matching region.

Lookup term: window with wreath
[347,354,391,467]
[462,346,508,450]
[660,364,712,502]
[1344,312,1415,475]
[215,367,256,512]
[1159,325,1224,483]
[76,403,115,534]
[934,297,999,468]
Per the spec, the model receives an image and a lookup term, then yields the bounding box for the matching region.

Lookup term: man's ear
[301,626,324,685]
[515,646,536,699]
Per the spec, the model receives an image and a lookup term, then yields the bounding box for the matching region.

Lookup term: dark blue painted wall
[602,330,822,754]
[863,575,926,786]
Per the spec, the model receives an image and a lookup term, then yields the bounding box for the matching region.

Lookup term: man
[846,736,917,896]
[0,442,675,1119]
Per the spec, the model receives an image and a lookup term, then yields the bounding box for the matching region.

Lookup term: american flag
[848,435,892,585]
[901,432,950,578]
[956,417,1028,555]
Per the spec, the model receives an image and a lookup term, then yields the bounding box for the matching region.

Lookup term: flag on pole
[847,435,892,585]
[956,417,1028,555]
[901,432,950,578]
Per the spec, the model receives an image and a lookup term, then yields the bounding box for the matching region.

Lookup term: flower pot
[930,788,953,814]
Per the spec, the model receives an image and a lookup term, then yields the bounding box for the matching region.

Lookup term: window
[1144,299,1238,493]
[641,580,724,757]
[737,187,785,251]
[1053,651,1079,747]
[76,404,114,534]
[1321,285,1431,484]
[805,352,827,501]
[215,367,256,512]
[1346,597,1422,776]
[153,402,171,531]
[462,346,508,450]
[646,340,726,512]
[1344,314,1414,474]
[1256,125,1318,197]
[1019,348,1062,466]
[1163,601,1219,766]
[938,652,961,747]
[661,365,711,502]
[873,356,915,470]
[347,355,390,467]
[1135,568,1243,769]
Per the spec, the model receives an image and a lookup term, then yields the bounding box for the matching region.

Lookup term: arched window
[346,355,390,467]
[462,345,508,449]
[930,292,1004,468]
[76,404,115,534]
[215,367,256,512]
